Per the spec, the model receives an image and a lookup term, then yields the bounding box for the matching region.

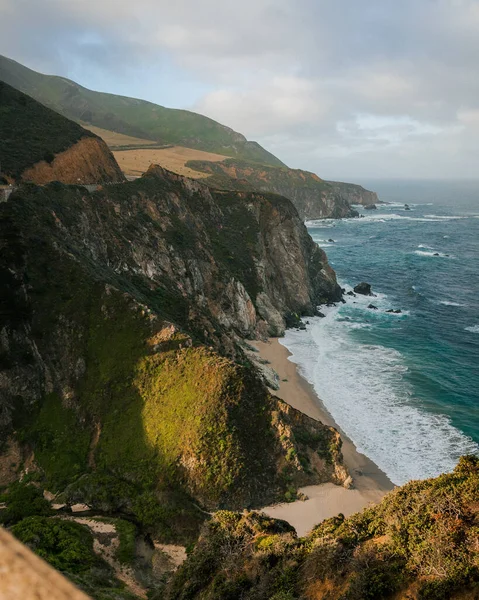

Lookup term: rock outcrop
[184,158,359,220]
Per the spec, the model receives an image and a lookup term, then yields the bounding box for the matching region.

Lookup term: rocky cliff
[185,158,359,220]
[0,81,124,185]
[0,166,346,547]
[326,180,380,206]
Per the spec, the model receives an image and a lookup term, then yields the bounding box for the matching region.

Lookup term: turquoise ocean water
[281,180,479,485]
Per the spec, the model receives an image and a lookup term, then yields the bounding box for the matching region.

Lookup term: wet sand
[253,338,394,536]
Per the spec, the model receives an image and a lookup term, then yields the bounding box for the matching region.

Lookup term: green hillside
[0,81,96,179]
[0,55,285,167]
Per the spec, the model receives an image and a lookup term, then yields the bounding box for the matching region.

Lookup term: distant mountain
[0,55,285,167]
[0,81,123,184]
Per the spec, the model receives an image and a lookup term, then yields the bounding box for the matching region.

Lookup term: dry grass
[80,124,158,148]
[112,146,227,178]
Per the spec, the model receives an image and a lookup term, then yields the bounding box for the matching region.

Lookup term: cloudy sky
[1,0,479,179]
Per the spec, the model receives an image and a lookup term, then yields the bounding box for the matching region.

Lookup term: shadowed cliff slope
[0,81,124,185]
[0,55,284,168]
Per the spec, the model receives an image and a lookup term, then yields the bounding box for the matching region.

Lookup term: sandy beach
[254,338,394,537]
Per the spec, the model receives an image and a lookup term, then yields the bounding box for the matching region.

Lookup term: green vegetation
[12,516,136,599]
[0,55,284,167]
[114,519,137,564]
[0,81,95,179]
[167,456,479,599]
[12,516,97,573]
[0,481,52,525]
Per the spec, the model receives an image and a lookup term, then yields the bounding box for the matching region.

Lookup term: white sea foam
[281,309,479,485]
[423,214,468,220]
[465,325,479,334]
[418,244,434,249]
[414,250,454,258]
[438,301,465,307]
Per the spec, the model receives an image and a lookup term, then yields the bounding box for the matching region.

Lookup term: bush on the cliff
[12,516,96,573]
[0,481,52,525]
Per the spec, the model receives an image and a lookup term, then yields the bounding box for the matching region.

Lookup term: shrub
[11,516,97,573]
[0,481,52,525]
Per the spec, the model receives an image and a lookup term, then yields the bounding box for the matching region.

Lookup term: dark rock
[386,309,402,314]
[317,311,326,318]
[354,282,372,296]
[368,304,378,310]
[364,204,377,210]
[346,291,356,297]
[340,298,346,304]
[328,238,335,243]
[433,253,440,256]
[404,204,411,211]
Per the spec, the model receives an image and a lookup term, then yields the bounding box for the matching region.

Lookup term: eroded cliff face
[0,166,346,540]
[326,180,380,206]
[185,158,359,220]
[20,136,125,185]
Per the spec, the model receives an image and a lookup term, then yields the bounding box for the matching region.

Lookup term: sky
[1,0,479,180]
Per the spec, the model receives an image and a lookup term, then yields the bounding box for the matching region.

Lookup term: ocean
[281,180,479,485]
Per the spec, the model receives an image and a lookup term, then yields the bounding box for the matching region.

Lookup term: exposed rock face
[21,137,124,185]
[185,159,359,220]
[354,282,373,295]
[326,180,380,206]
[0,165,346,533]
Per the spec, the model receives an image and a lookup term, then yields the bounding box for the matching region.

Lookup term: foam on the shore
[280,298,479,486]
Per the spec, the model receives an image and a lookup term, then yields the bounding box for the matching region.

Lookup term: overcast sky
[1,0,479,179]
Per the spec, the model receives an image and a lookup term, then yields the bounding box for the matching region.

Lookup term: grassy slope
[168,456,479,600]
[0,81,96,179]
[0,55,285,167]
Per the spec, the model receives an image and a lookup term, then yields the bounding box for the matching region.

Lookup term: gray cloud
[1,0,478,178]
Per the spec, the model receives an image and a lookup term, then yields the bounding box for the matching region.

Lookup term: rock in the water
[354,282,372,295]
[364,204,377,210]
[368,304,378,310]
[434,252,440,256]
[404,204,411,211]
[328,238,335,242]
[386,309,402,314]
[317,311,326,318]
[346,291,356,297]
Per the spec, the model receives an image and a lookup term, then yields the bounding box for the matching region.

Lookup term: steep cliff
[185,158,359,220]
[0,81,124,185]
[326,180,380,206]
[0,167,345,545]
[168,456,479,600]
